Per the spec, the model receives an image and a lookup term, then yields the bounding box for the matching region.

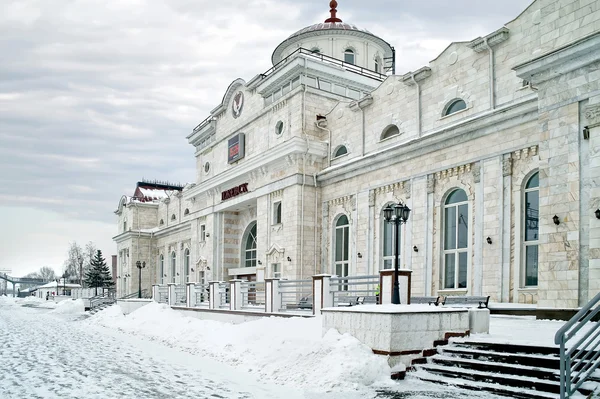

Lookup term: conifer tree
[85,250,114,295]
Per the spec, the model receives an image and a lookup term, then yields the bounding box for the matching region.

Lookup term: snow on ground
[50,298,85,314]
[89,302,391,393]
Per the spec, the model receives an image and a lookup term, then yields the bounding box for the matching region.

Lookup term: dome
[287,22,372,39]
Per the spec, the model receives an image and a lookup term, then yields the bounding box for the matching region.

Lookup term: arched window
[243,222,257,267]
[184,208,190,216]
[443,189,469,289]
[159,219,164,226]
[334,215,350,283]
[123,220,127,232]
[171,214,176,221]
[523,172,539,287]
[184,248,190,283]
[159,254,164,284]
[344,49,355,64]
[273,202,282,224]
[381,206,401,269]
[381,125,400,140]
[171,252,176,283]
[310,48,320,54]
[333,145,348,158]
[374,56,382,73]
[444,99,467,116]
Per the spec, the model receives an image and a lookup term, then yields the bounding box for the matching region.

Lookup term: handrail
[554,290,600,398]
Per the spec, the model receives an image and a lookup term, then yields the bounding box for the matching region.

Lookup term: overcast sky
[0,0,532,277]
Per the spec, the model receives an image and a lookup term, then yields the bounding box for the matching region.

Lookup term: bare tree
[83,241,97,279]
[63,242,83,284]
[37,266,56,281]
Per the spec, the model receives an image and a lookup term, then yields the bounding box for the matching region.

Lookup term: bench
[410,296,442,306]
[336,295,378,306]
[356,296,378,305]
[442,295,490,309]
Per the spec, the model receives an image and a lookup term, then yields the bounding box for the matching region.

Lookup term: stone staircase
[410,340,600,399]
[88,302,115,315]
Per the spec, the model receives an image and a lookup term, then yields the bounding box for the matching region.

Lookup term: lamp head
[553,215,560,225]
[383,204,393,222]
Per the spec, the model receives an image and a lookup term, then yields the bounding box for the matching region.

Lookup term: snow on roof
[37,281,82,289]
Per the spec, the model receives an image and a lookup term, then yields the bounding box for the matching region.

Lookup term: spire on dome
[324,0,342,23]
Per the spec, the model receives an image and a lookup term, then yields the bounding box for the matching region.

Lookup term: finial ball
[330,0,338,7]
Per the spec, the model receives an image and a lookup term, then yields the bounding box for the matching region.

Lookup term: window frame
[344,48,355,64]
[442,189,470,290]
[200,224,206,242]
[381,204,401,270]
[242,222,257,268]
[522,171,539,288]
[159,254,164,284]
[273,201,282,225]
[381,124,400,141]
[443,99,467,117]
[184,248,190,283]
[333,145,348,159]
[170,251,176,283]
[333,215,350,289]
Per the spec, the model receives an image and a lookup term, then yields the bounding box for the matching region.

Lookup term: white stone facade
[114,0,600,308]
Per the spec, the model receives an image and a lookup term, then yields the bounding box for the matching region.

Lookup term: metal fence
[218,282,230,309]
[157,285,168,304]
[330,275,378,306]
[194,283,210,307]
[555,291,600,398]
[174,285,187,306]
[241,281,265,310]
[279,279,312,312]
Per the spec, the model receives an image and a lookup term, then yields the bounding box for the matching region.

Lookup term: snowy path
[0,304,302,399]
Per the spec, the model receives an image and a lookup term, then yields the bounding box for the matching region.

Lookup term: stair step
[417,363,560,393]
[430,355,560,381]
[439,346,561,369]
[411,370,559,399]
[454,341,560,356]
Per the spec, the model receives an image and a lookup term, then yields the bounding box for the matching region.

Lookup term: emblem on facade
[232,91,244,118]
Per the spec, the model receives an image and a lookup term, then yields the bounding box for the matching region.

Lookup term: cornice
[152,221,192,238]
[184,136,328,199]
[514,31,600,84]
[468,27,510,52]
[317,94,539,184]
[402,67,433,86]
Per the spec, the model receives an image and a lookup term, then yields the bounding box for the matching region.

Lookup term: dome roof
[287,22,371,39]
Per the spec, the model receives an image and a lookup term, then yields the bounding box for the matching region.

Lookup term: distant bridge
[0,273,50,297]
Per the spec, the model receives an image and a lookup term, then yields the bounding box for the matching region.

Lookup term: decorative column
[152,285,159,302]
[312,274,332,316]
[264,278,281,313]
[187,282,196,308]
[379,269,412,304]
[167,283,176,307]
[230,279,242,311]
[209,281,221,309]
[586,101,600,300]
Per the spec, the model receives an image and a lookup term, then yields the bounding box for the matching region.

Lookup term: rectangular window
[200,224,206,242]
[273,201,282,225]
[272,263,281,279]
[282,82,291,95]
[525,245,538,286]
[444,207,457,250]
[444,254,455,289]
[303,76,317,88]
[291,77,300,90]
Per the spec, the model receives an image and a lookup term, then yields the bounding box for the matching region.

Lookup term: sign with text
[221,183,249,201]
[228,133,245,164]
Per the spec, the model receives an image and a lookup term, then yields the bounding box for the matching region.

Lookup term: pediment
[266,243,285,256]
[211,78,247,115]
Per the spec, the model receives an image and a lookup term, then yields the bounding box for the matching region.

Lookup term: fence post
[264,278,281,313]
[187,283,196,308]
[167,283,176,306]
[209,281,220,309]
[312,274,332,316]
[379,269,412,304]
[230,280,242,310]
[152,285,159,302]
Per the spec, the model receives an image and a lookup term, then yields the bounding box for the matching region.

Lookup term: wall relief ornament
[232,91,244,118]
[585,103,600,128]
[503,157,513,177]
[472,164,481,183]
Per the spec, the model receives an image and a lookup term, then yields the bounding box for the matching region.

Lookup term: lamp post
[136,260,146,298]
[383,202,411,305]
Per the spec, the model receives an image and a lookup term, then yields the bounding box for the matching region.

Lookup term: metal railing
[120,289,151,300]
[89,289,116,310]
[174,285,187,305]
[279,279,312,312]
[241,281,265,309]
[555,291,600,398]
[331,275,378,306]
[157,285,168,304]
[194,283,210,307]
[218,282,230,308]
[261,48,388,82]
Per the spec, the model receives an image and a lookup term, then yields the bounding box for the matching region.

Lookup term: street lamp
[136,260,146,298]
[383,202,411,304]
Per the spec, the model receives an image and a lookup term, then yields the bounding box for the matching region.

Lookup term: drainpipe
[360,106,366,156]
[313,173,318,276]
[315,120,331,167]
[483,38,496,110]
[410,73,421,137]
[300,59,309,281]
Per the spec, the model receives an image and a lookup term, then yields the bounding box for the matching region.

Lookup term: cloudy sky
[0,0,533,276]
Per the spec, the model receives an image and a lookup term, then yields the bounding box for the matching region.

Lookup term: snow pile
[89,303,390,392]
[51,299,85,314]
[0,295,17,306]
[21,296,45,305]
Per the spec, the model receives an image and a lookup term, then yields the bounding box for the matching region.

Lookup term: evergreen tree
[85,250,114,295]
